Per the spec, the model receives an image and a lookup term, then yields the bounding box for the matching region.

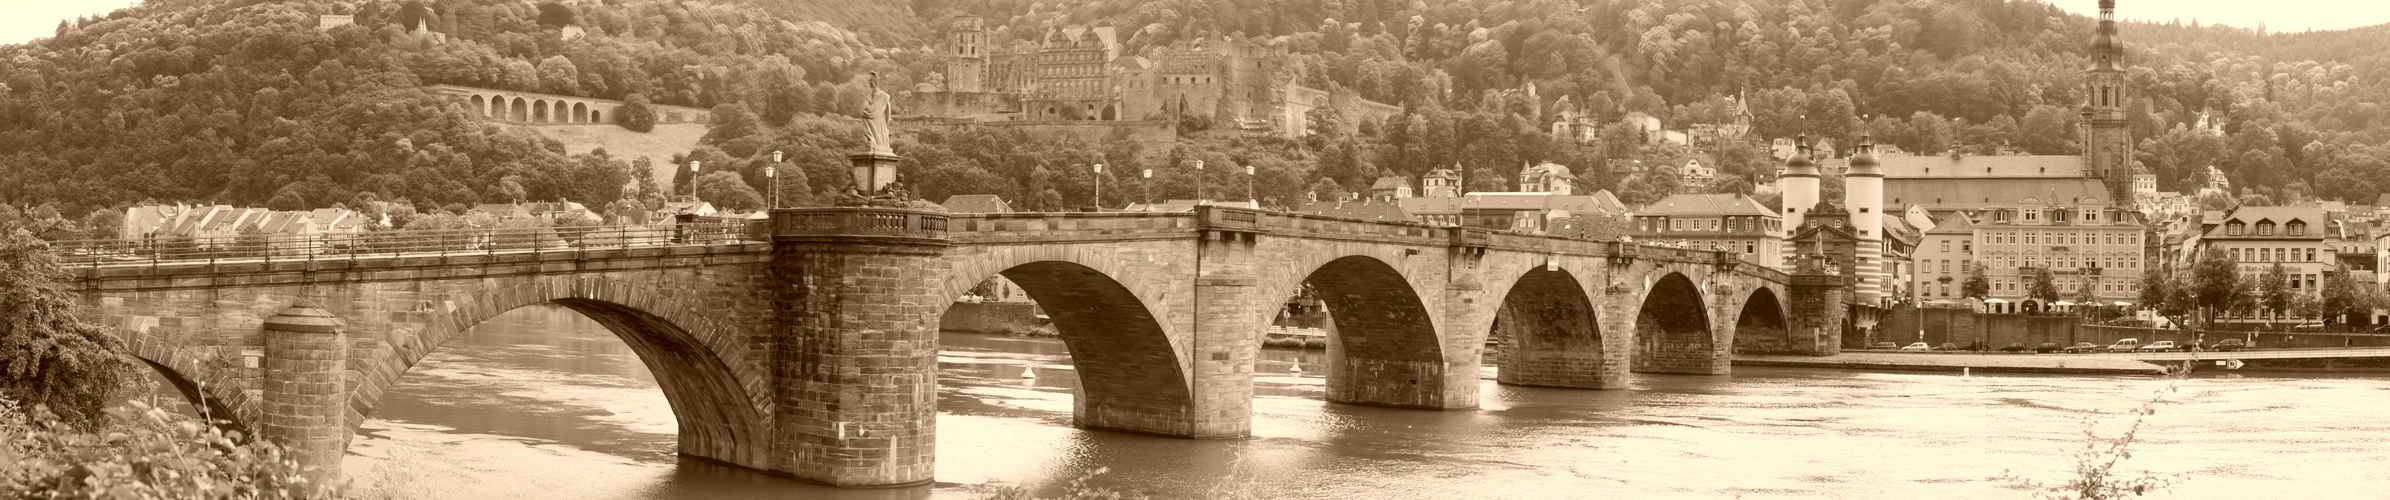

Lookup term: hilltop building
[906,15,1400,139]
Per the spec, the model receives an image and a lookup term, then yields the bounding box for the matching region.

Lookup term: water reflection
[337,306,2390,499]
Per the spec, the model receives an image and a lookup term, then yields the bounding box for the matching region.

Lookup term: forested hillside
[6,0,2390,216]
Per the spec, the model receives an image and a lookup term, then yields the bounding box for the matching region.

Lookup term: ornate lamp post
[1092,163,1105,210]
[767,150,784,209]
[686,160,700,201]
[1193,159,1206,203]
[1244,164,1255,202]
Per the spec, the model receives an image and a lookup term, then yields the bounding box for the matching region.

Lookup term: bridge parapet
[946,211,1196,243]
[772,207,949,243]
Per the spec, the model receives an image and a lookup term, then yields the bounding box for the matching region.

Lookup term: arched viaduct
[428,84,713,125]
[68,206,1845,488]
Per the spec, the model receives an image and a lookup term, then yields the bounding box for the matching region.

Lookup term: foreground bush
[0,397,327,499]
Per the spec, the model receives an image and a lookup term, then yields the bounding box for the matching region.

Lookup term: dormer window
[2289,221,2306,236]
[2228,222,2244,236]
[2257,221,2275,236]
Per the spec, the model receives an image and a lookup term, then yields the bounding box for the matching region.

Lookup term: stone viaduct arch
[77,252,782,473]
[937,239,1210,437]
[428,85,714,125]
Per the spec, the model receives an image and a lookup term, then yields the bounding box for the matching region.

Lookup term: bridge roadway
[2098,347,2390,361]
[60,206,1847,488]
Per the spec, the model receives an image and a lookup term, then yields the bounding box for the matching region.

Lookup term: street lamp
[1244,164,1255,202]
[1193,160,1206,203]
[1092,163,1105,211]
[1141,168,1152,205]
[768,150,784,209]
[686,160,700,202]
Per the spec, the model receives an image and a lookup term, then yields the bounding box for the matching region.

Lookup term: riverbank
[1734,352,2169,375]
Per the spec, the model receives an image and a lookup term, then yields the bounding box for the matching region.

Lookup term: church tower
[945,15,988,93]
[2084,0,2133,205]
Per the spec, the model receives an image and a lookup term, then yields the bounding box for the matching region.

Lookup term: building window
[2258,222,2275,236]
[2228,222,2244,236]
[2290,221,2305,236]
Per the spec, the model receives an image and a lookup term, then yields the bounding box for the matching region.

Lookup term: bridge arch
[532,99,551,123]
[573,102,588,123]
[939,250,1196,436]
[1285,254,1450,408]
[355,277,774,469]
[1634,271,1717,374]
[1489,266,1612,389]
[510,97,527,121]
[121,333,255,430]
[470,94,487,118]
[1730,287,1792,354]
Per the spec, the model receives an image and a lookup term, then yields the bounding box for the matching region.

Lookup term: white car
[1899,342,1932,351]
[2136,341,2177,352]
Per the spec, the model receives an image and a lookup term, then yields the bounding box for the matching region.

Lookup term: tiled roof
[1877,155,2087,178]
[2204,206,2327,239]
[941,194,1013,213]
[1926,211,1976,235]
[1885,177,2112,211]
[1637,193,1779,217]
[1369,176,1412,191]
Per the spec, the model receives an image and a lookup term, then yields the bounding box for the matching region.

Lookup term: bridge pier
[770,208,949,487]
[261,304,348,494]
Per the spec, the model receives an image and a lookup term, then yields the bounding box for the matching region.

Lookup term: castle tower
[2084,0,2133,205]
[1776,135,1821,270]
[945,15,987,93]
[1846,136,1886,303]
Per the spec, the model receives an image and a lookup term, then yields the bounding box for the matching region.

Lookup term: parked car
[2137,341,2178,352]
[2001,343,2028,353]
[1899,342,1932,351]
[2212,339,2248,352]
[2289,321,2327,332]
[2035,342,2062,354]
[1872,342,1899,350]
[2063,342,2101,353]
[1936,342,1961,351]
[2105,338,2142,352]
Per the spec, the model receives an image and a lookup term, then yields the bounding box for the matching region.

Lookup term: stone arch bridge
[63,207,1843,488]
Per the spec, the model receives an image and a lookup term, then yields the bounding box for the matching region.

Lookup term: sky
[1,0,2387,47]
[2050,0,2385,32]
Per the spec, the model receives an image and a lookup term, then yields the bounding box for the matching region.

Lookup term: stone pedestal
[770,208,949,487]
[261,304,347,494]
[1788,273,1853,356]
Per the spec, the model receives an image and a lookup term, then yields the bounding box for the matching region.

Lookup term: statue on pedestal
[863,72,894,156]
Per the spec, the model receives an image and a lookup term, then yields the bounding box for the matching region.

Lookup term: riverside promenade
[1735,352,2169,375]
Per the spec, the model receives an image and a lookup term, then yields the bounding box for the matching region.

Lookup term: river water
[336,305,2390,499]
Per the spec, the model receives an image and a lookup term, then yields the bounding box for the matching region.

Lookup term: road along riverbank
[1735,351,2168,375]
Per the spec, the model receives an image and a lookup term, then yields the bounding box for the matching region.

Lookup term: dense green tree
[0,226,140,427]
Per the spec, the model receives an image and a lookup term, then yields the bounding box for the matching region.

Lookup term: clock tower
[2084,0,2133,205]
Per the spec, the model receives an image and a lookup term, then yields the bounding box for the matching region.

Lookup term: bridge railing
[44,221,762,268]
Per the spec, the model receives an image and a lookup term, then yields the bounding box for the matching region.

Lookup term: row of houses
[123,205,381,242]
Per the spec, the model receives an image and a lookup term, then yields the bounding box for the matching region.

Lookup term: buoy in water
[1289,364,1304,374]
[1020,366,1036,378]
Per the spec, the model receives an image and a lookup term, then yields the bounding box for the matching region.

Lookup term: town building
[2195,206,2338,321]
[1911,213,1977,301]
[1968,198,2146,314]
[1629,193,1784,265]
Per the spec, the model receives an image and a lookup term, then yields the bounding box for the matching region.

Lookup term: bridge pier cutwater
[66,206,1856,488]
